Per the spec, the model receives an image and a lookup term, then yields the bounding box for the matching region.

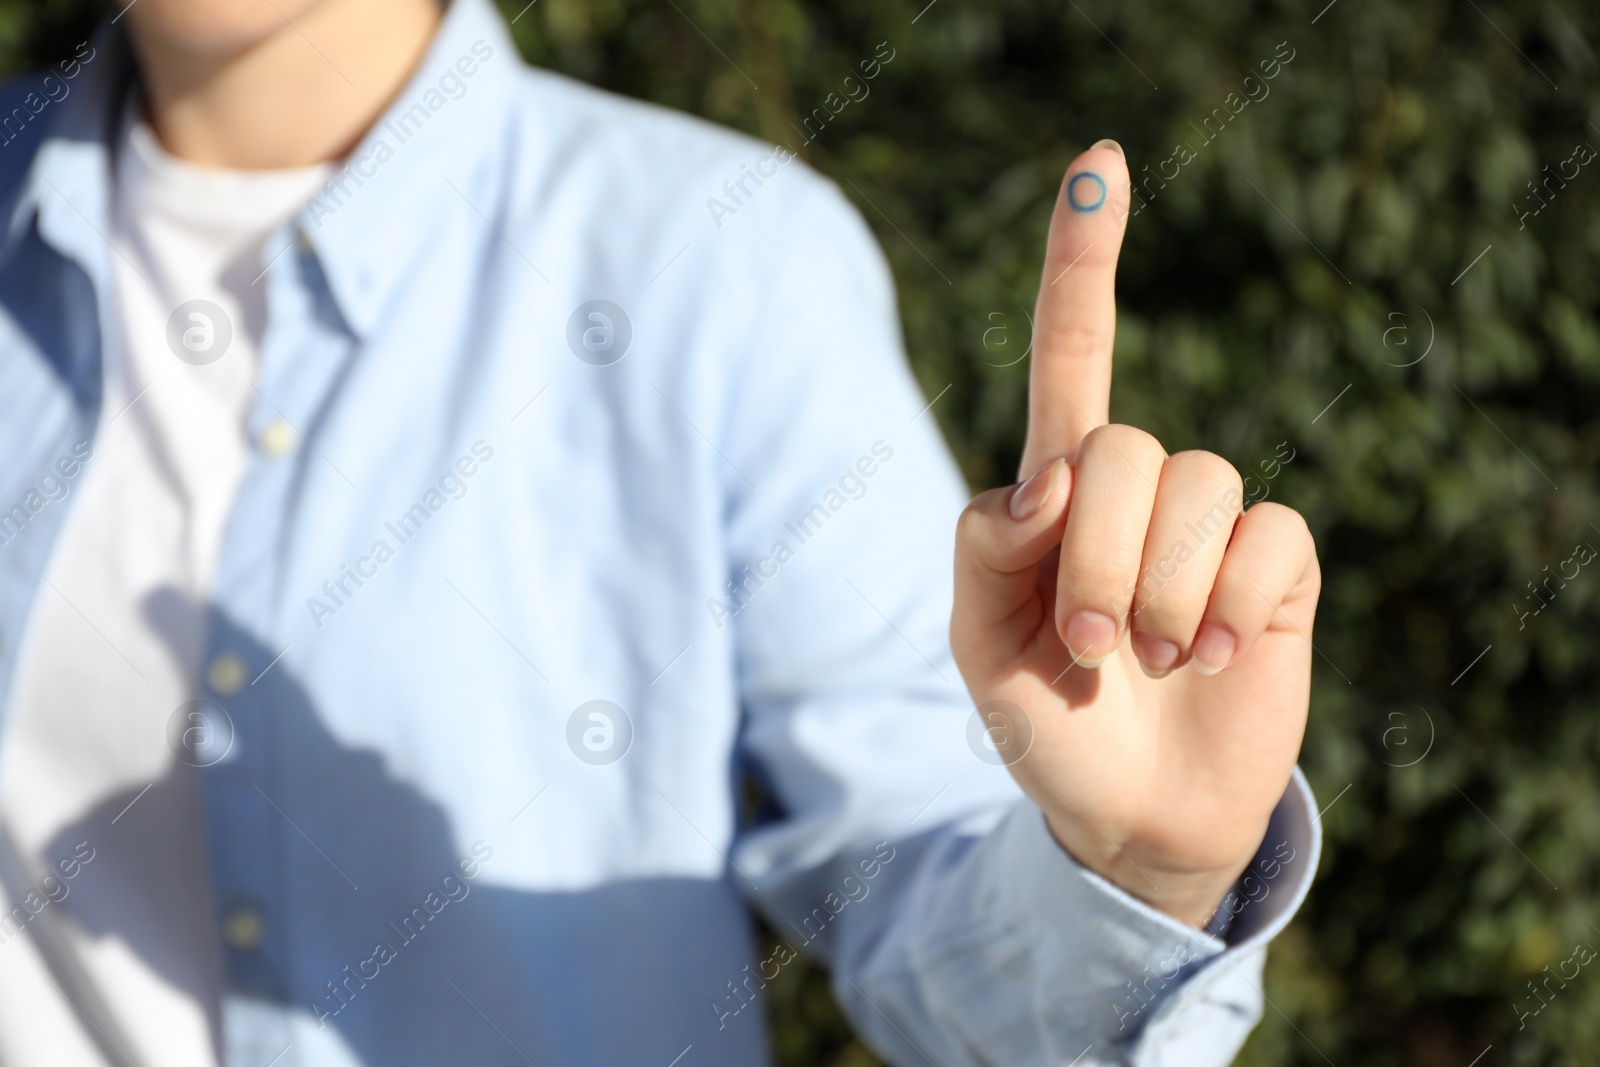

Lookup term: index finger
[1018,140,1133,479]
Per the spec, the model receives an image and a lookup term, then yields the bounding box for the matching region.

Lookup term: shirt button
[222,903,264,951]
[257,419,299,457]
[206,653,248,696]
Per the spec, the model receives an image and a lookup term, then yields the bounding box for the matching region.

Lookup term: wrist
[1043,810,1245,930]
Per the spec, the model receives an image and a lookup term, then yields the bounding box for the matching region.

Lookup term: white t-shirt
[0,103,329,1067]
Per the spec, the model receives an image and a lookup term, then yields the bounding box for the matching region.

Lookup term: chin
[122,0,333,54]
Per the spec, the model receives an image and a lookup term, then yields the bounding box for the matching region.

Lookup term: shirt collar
[4,16,135,293]
[4,0,521,339]
[295,0,520,337]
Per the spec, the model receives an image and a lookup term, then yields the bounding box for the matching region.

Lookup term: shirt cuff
[996,766,1320,1060]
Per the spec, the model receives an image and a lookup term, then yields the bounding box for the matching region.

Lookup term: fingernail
[1131,631,1180,674]
[1009,458,1061,520]
[1192,623,1237,675]
[1090,138,1124,158]
[1065,610,1119,666]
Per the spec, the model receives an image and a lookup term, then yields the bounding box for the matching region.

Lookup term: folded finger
[952,458,1073,669]
[1192,502,1319,675]
[1130,451,1244,677]
[1053,424,1165,667]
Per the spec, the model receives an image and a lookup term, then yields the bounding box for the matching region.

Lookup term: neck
[127,0,442,169]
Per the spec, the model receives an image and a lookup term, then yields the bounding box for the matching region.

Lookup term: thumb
[952,458,1072,669]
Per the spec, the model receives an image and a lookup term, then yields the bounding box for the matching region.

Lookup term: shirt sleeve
[710,163,1320,1067]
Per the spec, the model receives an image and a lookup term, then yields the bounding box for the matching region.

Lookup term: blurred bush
[6,0,1600,1063]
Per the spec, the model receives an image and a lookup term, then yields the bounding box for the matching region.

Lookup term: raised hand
[950,141,1320,928]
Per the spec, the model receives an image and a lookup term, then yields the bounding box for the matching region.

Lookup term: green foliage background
[6,0,1600,1064]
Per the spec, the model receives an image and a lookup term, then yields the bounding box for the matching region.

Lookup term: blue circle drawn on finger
[1067,172,1107,213]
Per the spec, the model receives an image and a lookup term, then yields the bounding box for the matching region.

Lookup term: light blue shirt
[0,1,1319,1064]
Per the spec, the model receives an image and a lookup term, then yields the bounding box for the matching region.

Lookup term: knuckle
[1250,500,1314,545]
[1258,503,1321,589]
[1167,450,1244,502]
[1080,423,1165,467]
[954,498,990,547]
[954,486,1017,555]
[1040,320,1105,358]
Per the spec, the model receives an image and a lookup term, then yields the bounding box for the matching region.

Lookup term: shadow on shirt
[37,594,770,1067]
